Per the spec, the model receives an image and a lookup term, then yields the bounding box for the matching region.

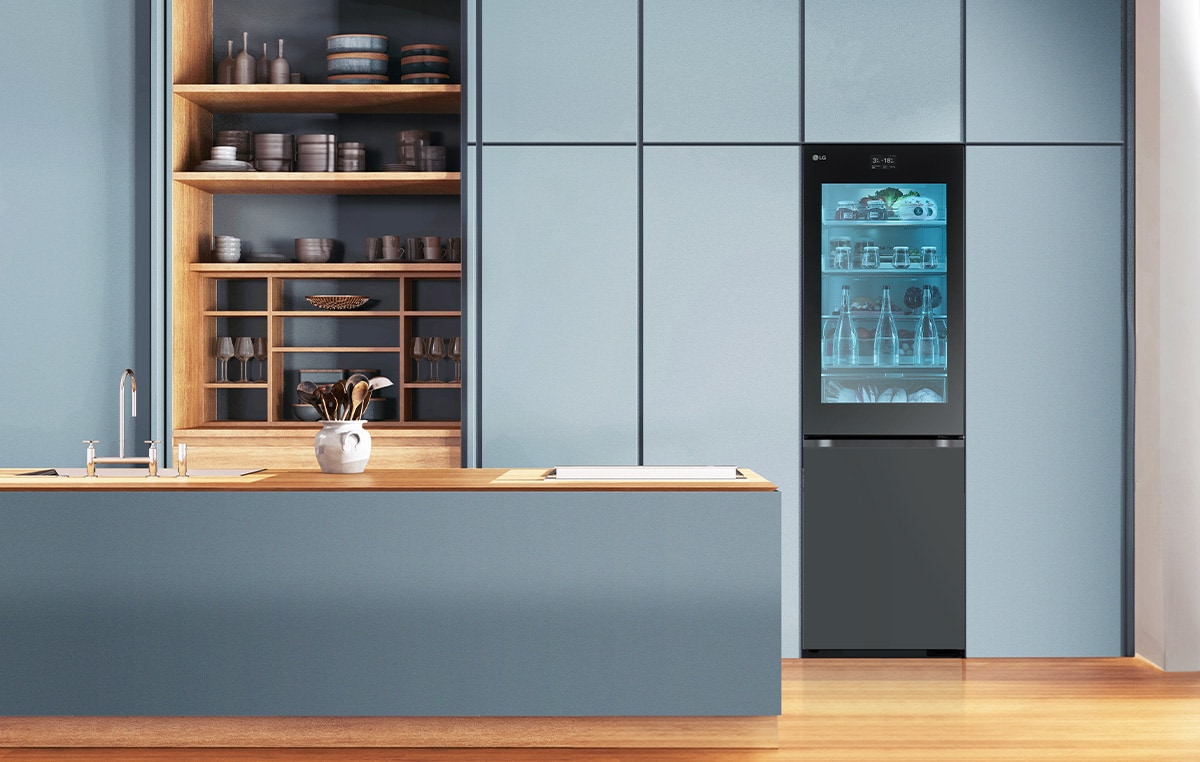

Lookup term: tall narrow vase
[314,420,371,473]
[256,42,270,83]
[216,40,234,83]
[234,32,254,84]
[270,38,291,84]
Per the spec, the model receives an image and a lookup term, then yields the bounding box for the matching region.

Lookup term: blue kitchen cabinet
[479,0,637,143]
[966,0,1123,143]
[466,0,476,144]
[642,0,799,143]
[478,146,638,467]
[642,146,801,653]
[804,0,962,143]
[965,145,1124,656]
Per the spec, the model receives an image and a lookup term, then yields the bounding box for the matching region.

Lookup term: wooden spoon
[349,380,369,420]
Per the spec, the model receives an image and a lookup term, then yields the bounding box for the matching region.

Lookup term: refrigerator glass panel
[820,182,948,405]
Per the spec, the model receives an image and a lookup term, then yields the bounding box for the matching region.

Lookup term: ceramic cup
[380,235,402,260]
[422,235,442,260]
[364,237,381,261]
[405,236,424,261]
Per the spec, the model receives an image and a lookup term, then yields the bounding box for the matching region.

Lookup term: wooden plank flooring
[3,657,1199,760]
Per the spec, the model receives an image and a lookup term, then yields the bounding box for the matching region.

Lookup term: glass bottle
[834,285,858,367]
[914,285,940,367]
[873,286,899,367]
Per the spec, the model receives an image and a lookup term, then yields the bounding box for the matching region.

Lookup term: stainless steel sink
[18,467,264,478]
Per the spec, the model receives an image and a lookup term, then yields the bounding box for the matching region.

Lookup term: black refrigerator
[801,144,965,657]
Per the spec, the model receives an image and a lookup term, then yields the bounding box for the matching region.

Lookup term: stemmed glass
[215,336,234,383]
[426,336,446,383]
[252,337,268,382]
[448,336,462,382]
[234,337,254,382]
[410,337,427,382]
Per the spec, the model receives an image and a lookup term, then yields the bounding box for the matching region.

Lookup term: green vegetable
[871,187,919,208]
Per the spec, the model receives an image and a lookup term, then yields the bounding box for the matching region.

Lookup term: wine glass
[252,337,268,382]
[448,336,462,382]
[410,337,426,382]
[426,336,446,383]
[234,337,254,382]
[215,336,234,383]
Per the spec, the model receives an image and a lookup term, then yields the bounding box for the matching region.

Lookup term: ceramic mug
[405,236,424,261]
[364,237,381,261]
[422,235,442,260]
[380,235,402,260]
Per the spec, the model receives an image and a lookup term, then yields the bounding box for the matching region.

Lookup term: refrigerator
[801,144,965,657]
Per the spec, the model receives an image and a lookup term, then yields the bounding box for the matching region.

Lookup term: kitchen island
[0,468,780,748]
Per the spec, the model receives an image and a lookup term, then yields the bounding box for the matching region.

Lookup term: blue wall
[0,0,154,467]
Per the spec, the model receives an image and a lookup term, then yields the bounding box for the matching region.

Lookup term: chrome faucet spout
[119,369,137,458]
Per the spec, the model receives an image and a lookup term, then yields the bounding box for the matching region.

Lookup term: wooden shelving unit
[169,0,462,469]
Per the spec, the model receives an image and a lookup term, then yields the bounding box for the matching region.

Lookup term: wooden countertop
[0,467,776,492]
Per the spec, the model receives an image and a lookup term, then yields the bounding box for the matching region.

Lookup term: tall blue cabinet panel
[642,0,799,142]
[0,0,153,466]
[803,0,962,143]
[642,146,801,653]
[965,0,1123,143]
[478,0,637,143]
[479,146,638,467]
[965,146,1123,656]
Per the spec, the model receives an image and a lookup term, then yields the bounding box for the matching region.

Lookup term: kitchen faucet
[84,368,160,476]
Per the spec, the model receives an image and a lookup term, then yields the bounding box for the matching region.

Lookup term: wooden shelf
[173,84,461,114]
[174,171,460,195]
[274,346,403,353]
[192,262,461,277]
[205,382,267,389]
[404,310,461,317]
[405,382,462,389]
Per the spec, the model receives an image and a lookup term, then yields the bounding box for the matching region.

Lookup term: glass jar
[864,199,887,221]
[892,245,910,269]
[835,201,860,221]
[860,245,880,269]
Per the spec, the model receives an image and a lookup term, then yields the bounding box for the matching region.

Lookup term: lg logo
[811,154,827,161]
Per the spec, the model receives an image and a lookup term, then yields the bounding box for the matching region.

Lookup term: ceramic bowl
[327,56,389,75]
[399,59,450,75]
[292,403,321,421]
[400,73,450,84]
[398,43,448,57]
[326,34,388,54]
[327,74,390,84]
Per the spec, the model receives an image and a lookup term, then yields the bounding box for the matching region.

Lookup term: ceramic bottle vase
[216,40,234,83]
[314,420,371,473]
[233,32,254,84]
[269,39,291,84]
[256,42,270,83]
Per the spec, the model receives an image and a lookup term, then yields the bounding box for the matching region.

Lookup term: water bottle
[914,285,940,367]
[873,285,899,366]
[834,285,858,367]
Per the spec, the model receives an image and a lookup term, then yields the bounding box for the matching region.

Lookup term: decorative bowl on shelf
[306,294,370,310]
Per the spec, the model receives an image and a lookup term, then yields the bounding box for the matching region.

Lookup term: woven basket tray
[306,294,370,310]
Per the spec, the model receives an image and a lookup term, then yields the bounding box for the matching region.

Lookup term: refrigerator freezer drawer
[801,440,964,656]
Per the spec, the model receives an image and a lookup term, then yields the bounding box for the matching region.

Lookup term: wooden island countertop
[0,467,776,492]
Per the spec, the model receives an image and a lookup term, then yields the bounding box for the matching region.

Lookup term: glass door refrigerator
[801,144,965,657]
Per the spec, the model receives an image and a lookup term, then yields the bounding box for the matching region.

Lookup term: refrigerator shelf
[821,219,947,228]
[822,266,947,275]
[821,363,948,373]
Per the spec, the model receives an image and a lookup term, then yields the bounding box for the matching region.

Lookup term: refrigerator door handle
[805,438,964,448]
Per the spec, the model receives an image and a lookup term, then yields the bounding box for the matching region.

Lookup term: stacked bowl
[336,141,365,171]
[213,235,241,263]
[391,129,430,171]
[295,237,334,263]
[297,133,336,172]
[214,130,253,163]
[399,43,450,84]
[326,34,389,84]
[254,133,293,172]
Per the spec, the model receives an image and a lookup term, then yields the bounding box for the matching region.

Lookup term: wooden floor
[2,657,1198,761]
